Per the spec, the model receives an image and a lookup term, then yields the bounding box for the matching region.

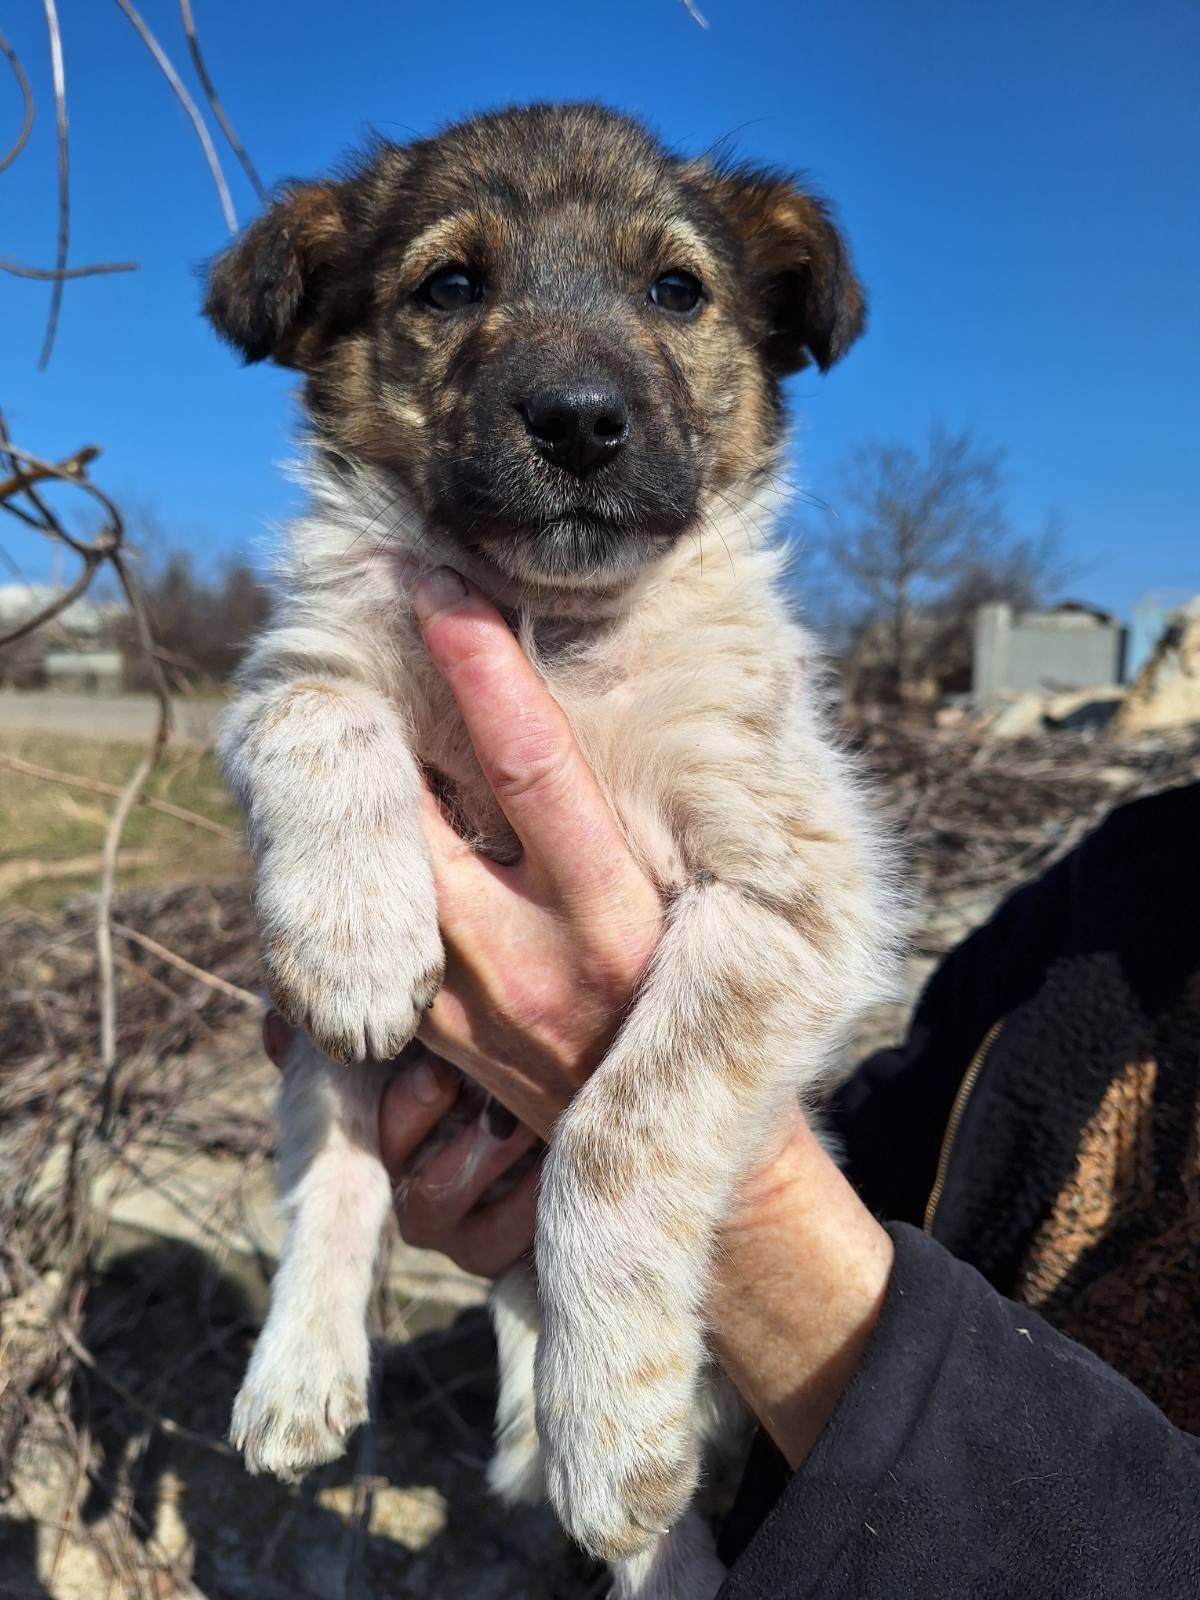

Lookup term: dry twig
[98,544,174,1120]
[0,27,34,173]
[0,254,138,281]
[0,751,239,839]
[178,0,268,206]
[0,424,175,1124]
[112,0,238,234]
[0,547,105,646]
[38,0,70,369]
[112,920,261,1010]
[7,0,269,354]
[0,440,119,643]
[0,850,164,894]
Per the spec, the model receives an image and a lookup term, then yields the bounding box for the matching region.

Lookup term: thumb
[413,568,647,915]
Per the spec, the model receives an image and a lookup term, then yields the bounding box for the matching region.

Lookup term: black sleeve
[719,1224,1200,1600]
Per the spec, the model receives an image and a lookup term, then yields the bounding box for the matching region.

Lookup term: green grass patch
[0,733,244,911]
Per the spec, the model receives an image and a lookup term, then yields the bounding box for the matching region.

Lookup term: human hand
[262,1014,541,1278]
[403,571,893,1472]
[409,566,664,1141]
[263,550,665,1277]
[372,1059,892,1471]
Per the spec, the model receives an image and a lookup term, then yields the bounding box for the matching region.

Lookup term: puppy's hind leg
[487,1259,545,1506]
[610,1506,726,1600]
[231,1035,392,1481]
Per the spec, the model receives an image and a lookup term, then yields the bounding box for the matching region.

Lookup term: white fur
[231,1036,391,1479]
[224,453,901,1596]
[487,1262,545,1506]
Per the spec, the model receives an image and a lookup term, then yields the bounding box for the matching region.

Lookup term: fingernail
[409,1055,448,1106]
[483,1100,517,1140]
[413,566,467,624]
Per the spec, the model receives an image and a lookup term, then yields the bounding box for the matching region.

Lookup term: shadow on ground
[0,1240,600,1599]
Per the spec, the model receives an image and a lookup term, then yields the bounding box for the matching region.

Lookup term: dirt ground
[1,1242,592,1600]
[0,1012,600,1600]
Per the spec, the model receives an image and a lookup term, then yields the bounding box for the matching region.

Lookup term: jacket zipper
[922,1019,1005,1234]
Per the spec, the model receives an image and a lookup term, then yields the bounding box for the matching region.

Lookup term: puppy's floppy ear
[688,163,866,375]
[203,180,351,369]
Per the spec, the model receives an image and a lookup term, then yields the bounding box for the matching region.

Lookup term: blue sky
[3,0,1197,615]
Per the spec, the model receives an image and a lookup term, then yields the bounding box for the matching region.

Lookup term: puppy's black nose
[521,384,628,477]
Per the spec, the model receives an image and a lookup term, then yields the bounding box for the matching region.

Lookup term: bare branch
[0,441,117,562]
[0,430,102,565]
[0,551,103,647]
[178,0,267,206]
[0,424,177,1123]
[0,849,163,894]
[0,442,99,501]
[0,256,137,281]
[112,921,261,1009]
[0,28,34,174]
[97,544,173,1120]
[0,752,240,840]
[112,0,237,234]
[38,0,70,370]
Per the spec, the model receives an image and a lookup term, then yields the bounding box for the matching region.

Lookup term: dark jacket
[719,781,1200,1597]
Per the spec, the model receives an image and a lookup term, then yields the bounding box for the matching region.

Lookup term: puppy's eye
[416,264,483,312]
[649,270,703,315]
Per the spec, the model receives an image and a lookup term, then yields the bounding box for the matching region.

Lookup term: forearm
[710,1117,893,1468]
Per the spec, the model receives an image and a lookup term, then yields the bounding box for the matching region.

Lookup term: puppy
[205,103,900,1600]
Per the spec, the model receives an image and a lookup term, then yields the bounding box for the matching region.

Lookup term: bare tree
[116,544,270,691]
[831,424,1023,702]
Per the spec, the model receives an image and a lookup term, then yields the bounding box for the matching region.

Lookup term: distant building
[973,602,1126,705]
[43,650,125,694]
[0,583,127,691]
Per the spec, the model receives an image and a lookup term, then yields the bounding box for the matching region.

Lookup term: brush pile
[851,715,1200,952]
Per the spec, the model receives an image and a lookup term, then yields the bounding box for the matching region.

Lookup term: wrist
[712,1116,893,1468]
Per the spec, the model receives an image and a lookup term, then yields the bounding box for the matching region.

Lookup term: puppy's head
[205,103,864,589]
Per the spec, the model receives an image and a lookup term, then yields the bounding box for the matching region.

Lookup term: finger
[453,1161,541,1279]
[416,963,566,1142]
[400,1115,537,1239]
[377,1054,461,1181]
[412,568,633,902]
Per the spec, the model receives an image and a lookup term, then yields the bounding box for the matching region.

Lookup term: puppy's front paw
[231,1317,370,1482]
[259,852,444,1064]
[538,1329,700,1561]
